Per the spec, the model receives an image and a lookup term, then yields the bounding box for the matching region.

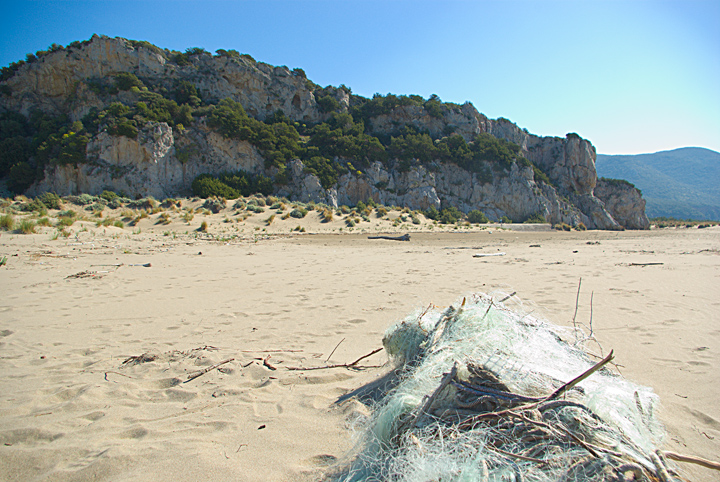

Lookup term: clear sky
[1,0,718,154]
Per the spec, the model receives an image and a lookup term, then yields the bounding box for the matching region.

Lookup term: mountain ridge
[596,147,720,221]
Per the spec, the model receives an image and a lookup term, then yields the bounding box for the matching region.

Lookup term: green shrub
[500,215,512,223]
[37,217,52,227]
[290,208,308,218]
[99,190,119,202]
[425,206,440,220]
[114,72,143,91]
[524,213,547,224]
[467,210,489,224]
[203,197,226,213]
[439,207,462,224]
[38,192,62,209]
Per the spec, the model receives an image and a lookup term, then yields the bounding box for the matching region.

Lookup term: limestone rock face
[595,179,650,230]
[3,35,324,123]
[28,122,264,199]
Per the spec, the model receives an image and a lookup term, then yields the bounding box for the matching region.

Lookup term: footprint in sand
[345,318,367,324]
[0,428,64,446]
[118,426,148,439]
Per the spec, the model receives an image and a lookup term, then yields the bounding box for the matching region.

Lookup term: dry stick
[286,348,383,371]
[651,451,676,482]
[413,362,458,428]
[325,337,346,362]
[547,350,614,401]
[572,277,582,339]
[630,262,664,267]
[104,371,139,380]
[184,358,234,383]
[458,350,616,430]
[663,451,720,471]
[240,349,303,353]
[499,292,517,303]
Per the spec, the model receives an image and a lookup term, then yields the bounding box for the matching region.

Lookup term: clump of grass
[376,206,388,217]
[281,213,291,220]
[96,218,114,227]
[321,209,333,223]
[36,217,52,227]
[554,223,572,231]
[0,213,15,231]
[293,225,305,232]
[346,219,356,227]
[18,219,37,234]
[182,211,194,223]
[575,222,587,231]
[114,220,124,229]
[198,221,208,232]
[157,212,171,225]
[56,216,75,228]
[266,214,275,226]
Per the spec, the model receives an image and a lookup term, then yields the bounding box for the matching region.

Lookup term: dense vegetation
[1,38,552,201]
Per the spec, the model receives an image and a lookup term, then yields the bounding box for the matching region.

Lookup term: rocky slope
[1,35,648,229]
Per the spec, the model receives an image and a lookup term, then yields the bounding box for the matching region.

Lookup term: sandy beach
[1,198,718,481]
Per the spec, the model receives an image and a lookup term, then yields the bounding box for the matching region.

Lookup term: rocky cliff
[0,35,648,229]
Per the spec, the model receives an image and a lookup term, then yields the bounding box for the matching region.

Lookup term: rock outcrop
[594,179,650,230]
[2,35,649,229]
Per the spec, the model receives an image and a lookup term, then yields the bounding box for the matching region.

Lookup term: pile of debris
[335,293,682,482]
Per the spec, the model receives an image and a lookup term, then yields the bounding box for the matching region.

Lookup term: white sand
[1,202,718,481]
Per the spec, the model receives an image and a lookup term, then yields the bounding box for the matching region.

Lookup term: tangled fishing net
[334,292,683,482]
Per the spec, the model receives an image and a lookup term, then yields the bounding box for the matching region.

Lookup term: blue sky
[1,0,718,154]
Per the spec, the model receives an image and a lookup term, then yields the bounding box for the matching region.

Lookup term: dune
[0,197,718,481]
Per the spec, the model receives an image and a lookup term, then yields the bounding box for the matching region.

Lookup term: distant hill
[596,147,720,221]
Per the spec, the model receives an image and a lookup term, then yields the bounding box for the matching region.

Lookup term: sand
[0,199,718,481]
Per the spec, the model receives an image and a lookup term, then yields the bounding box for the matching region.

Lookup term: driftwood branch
[663,451,720,471]
[263,355,277,370]
[368,234,410,241]
[286,348,383,371]
[629,262,664,267]
[184,358,234,383]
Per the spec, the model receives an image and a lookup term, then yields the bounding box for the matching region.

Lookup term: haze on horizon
[1,0,718,156]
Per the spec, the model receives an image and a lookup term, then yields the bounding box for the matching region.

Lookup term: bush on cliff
[191,171,274,199]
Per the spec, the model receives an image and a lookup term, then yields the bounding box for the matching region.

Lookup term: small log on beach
[368,234,411,241]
